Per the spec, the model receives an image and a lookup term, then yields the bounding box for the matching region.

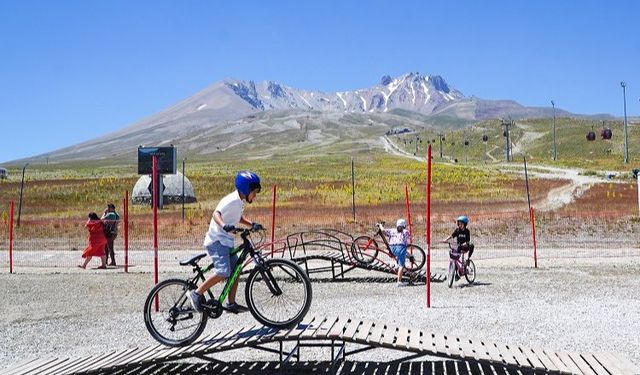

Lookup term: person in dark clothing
[101,203,120,266]
[442,215,474,260]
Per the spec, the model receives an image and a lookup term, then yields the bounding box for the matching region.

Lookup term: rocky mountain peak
[380,75,393,86]
[429,75,450,93]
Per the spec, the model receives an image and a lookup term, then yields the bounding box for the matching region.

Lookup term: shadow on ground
[103,360,545,374]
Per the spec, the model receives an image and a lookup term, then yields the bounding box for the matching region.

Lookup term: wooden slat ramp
[3,316,638,375]
[291,250,447,283]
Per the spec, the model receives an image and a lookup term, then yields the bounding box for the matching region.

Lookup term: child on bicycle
[187,171,263,313]
[442,215,474,263]
[379,218,411,287]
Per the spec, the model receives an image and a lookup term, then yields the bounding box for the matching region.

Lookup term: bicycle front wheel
[465,259,476,284]
[447,262,456,288]
[143,278,207,347]
[350,236,379,264]
[246,259,312,329]
[404,244,425,272]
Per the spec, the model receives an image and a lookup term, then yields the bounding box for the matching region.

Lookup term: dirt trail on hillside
[381,135,624,212]
[501,165,623,211]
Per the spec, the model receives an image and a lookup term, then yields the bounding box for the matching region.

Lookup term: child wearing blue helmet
[187,171,263,313]
[443,215,474,261]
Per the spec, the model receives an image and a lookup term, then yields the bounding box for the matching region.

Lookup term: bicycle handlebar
[228,227,265,243]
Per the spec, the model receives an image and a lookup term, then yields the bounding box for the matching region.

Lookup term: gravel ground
[1,257,639,372]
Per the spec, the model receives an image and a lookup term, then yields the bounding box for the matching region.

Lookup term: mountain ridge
[8,72,592,164]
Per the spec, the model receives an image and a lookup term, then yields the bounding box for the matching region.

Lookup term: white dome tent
[132,171,196,204]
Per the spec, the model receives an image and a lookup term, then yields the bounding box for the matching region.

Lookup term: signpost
[137,146,176,312]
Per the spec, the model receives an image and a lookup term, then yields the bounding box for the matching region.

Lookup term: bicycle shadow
[458,281,492,288]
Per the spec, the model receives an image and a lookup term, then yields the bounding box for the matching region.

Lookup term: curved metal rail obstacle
[282,229,445,283]
[4,316,639,375]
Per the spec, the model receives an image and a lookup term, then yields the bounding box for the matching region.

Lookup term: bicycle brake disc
[205,300,223,319]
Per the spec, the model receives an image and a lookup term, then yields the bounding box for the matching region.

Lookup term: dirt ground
[1,256,639,372]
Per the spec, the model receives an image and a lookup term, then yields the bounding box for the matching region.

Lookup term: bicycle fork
[256,262,283,296]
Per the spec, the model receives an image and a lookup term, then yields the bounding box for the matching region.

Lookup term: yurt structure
[132,171,196,204]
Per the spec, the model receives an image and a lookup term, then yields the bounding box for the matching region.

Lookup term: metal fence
[2,199,639,270]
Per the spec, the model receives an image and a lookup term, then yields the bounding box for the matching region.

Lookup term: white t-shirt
[203,190,244,248]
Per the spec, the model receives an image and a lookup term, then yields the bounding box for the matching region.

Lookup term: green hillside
[392,117,639,172]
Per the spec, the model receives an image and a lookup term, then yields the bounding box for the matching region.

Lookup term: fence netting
[2,196,639,270]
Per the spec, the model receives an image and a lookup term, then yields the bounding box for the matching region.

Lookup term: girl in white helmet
[378,218,411,286]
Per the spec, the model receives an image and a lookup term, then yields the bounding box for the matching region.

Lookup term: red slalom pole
[530,207,538,268]
[152,156,159,311]
[404,185,413,245]
[426,145,432,308]
[9,201,14,274]
[124,190,129,273]
[271,185,277,255]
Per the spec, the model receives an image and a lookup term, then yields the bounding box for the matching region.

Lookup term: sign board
[138,146,177,175]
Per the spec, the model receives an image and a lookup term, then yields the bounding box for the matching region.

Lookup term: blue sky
[1,0,638,163]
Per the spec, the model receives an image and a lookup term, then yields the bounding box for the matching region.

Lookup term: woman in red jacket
[79,212,107,269]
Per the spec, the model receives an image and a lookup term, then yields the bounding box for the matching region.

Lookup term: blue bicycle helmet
[456,215,469,225]
[235,171,261,197]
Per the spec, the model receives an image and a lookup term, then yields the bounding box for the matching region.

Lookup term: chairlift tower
[501,119,513,162]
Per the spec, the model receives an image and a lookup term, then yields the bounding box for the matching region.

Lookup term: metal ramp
[281,229,445,283]
[4,316,639,375]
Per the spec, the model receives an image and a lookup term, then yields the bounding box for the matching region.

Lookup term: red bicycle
[350,223,426,272]
[443,240,476,287]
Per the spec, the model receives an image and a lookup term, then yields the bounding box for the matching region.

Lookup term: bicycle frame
[374,227,418,262]
[187,230,269,306]
[448,243,468,276]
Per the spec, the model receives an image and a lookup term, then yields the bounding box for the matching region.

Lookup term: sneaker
[109,262,116,267]
[396,281,409,287]
[187,291,205,312]
[225,302,249,314]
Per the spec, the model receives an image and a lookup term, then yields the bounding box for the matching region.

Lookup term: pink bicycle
[444,240,476,288]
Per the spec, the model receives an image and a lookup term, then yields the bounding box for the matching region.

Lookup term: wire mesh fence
[2,197,639,270]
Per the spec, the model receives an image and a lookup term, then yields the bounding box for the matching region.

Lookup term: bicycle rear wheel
[246,259,312,329]
[404,244,425,272]
[465,259,476,284]
[350,236,379,264]
[143,278,207,347]
[447,262,456,288]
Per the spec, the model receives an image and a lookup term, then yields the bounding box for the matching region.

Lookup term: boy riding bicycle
[442,215,474,264]
[379,219,411,287]
[187,171,263,313]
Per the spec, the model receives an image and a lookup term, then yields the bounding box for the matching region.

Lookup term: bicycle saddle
[180,253,207,266]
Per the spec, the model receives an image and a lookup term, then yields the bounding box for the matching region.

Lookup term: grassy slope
[392,117,639,172]
[1,115,638,223]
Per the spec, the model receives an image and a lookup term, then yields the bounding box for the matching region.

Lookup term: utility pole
[182,158,186,221]
[621,82,629,164]
[437,133,445,158]
[551,100,557,161]
[17,162,29,226]
[501,119,512,162]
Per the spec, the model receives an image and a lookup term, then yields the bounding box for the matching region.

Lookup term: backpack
[103,219,118,238]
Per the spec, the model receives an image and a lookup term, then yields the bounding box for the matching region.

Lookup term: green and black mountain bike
[144,227,312,347]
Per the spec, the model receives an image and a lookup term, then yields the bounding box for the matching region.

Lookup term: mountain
[12,72,578,163]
